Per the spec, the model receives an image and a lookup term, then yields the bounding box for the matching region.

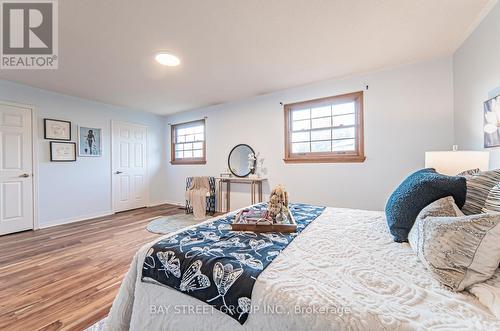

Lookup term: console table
[216,177,267,212]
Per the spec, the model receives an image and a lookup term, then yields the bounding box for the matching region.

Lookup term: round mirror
[228,144,255,177]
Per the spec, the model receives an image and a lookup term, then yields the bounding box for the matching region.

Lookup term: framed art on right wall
[78,126,102,157]
[484,95,500,148]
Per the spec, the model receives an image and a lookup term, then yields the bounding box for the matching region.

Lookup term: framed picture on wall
[50,142,77,162]
[78,126,102,157]
[44,119,71,140]
[484,95,500,148]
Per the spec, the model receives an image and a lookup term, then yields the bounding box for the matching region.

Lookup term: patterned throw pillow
[462,169,500,215]
[457,168,480,177]
[411,196,463,219]
[409,197,500,291]
[483,183,500,213]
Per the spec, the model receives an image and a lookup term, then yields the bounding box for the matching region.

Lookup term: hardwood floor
[0,204,185,331]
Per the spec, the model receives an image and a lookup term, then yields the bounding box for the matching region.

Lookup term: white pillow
[409,197,500,291]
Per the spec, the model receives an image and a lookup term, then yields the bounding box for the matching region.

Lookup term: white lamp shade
[425,151,489,176]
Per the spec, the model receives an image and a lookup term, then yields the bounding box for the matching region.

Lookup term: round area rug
[146,213,210,234]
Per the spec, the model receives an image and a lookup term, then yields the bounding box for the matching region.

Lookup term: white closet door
[112,121,149,212]
[0,103,33,235]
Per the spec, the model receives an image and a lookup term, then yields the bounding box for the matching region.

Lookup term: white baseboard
[155,200,184,207]
[37,201,185,230]
[147,200,168,207]
[38,210,113,229]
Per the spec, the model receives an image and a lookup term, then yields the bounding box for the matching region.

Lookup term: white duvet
[105,208,500,331]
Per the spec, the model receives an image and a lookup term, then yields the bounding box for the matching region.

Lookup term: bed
[105,206,500,330]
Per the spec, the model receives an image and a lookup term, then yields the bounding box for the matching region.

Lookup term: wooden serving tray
[231,209,297,233]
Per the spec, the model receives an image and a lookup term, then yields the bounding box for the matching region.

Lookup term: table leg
[218,180,222,212]
[258,182,263,202]
[226,181,230,212]
[250,182,254,204]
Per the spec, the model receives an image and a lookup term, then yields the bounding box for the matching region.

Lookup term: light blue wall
[164,58,455,211]
[453,2,500,167]
[0,42,464,220]
[0,80,168,227]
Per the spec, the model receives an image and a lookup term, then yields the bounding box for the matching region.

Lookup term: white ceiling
[0,0,494,115]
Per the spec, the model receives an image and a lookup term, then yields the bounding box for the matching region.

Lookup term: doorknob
[115,171,123,174]
[19,173,30,178]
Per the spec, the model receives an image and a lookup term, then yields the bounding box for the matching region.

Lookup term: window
[171,119,206,164]
[284,91,365,163]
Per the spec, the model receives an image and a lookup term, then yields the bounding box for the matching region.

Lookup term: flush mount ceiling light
[155,52,180,66]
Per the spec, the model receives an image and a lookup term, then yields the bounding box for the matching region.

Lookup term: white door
[112,121,149,212]
[0,103,33,235]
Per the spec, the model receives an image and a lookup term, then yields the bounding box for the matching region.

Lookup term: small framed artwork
[78,126,102,157]
[484,95,500,148]
[44,119,71,141]
[50,142,77,162]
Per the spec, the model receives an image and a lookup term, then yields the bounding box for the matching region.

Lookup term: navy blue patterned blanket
[141,203,325,324]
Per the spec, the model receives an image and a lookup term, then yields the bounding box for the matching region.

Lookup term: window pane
[292,131,310,142]
[333,102,355,116]
[311,141,331,152]
[172,120,206,163]
[292,142,310,153]
[193,125,204,134]
[332,113,355,127]
[285,93,362,162]
[311,106,331,118]
[332,127,355,139]
[332,139,355,151]
[312,117,331,129]
[292,119,310,131]
[311,129,331,141]
[292,109,310,121]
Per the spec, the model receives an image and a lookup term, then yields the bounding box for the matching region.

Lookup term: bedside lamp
[425,146,489,176]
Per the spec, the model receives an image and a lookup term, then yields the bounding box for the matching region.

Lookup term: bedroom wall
[453,2,500,167]
[0,80,168,227]
[164,58,454,211]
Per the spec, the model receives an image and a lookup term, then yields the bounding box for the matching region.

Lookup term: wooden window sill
[283,155,366,163]
[170,160,207,165]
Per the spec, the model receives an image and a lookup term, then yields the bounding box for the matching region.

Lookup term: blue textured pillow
[385,168,466,242]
